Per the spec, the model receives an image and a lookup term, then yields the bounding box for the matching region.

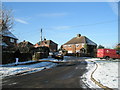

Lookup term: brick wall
[62,43,84,53]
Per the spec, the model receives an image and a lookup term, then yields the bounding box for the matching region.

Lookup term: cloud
[108,1,118,16]
[38,12,68,17]
[15,18,29,24]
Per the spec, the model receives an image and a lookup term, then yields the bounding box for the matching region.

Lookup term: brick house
[61,34,97,57]
[35,38,58,52]
[17,40,34,53]
[0,30,18,49]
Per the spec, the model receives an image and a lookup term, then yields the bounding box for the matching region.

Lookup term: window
[82,43,84,47]
[10,38,14,43]
[76,44,79,47]
[116,51,120,54]
[68,45,71,47]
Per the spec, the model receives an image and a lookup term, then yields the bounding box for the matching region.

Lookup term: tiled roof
[64,35,97,46]
[18,41,33,47]
[37,40,58,45]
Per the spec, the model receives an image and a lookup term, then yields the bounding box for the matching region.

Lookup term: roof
[37,40,58,45]
[0,42,8,47]
[64,35,97,46]
[18,41,33,47]
[0,30,18,39]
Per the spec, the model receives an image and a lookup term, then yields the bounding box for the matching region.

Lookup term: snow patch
[0,59,57,78]
[82,58,119,89]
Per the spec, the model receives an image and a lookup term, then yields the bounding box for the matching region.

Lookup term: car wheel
[105,56,110,60]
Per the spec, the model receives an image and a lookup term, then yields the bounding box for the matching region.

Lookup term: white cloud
[15,18,29,24]
[38,12,68,17]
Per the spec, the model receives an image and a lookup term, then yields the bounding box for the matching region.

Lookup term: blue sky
[3,2,118,48]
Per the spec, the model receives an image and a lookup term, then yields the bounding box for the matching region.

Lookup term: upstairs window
[116,51,120,54]
[64,45,66,48]
[76,44,79,47]
[68,45,71,47]
[10,38,15,43]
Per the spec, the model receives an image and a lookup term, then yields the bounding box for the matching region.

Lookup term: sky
[3,2,118,48]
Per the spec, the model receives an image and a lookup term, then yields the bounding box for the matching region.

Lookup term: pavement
[2,56,90,89]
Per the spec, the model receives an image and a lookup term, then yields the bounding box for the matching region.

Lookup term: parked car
[54,53,64,60]
[52,52,64,60]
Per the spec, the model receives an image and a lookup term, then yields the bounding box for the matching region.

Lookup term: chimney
[44,37,46,41]
[77,34,81,37]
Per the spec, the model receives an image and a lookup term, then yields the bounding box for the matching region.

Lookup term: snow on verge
[82,58,119,89]
[0,60,57,78]
[93,60,119,88]
[81,58,100,88]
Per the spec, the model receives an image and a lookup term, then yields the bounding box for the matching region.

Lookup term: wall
[62,43,84,53]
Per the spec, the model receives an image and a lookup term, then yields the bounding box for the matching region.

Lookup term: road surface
[2,56,90,89]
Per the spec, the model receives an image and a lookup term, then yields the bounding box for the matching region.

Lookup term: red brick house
[0,30,18,49]
[61,34,97,57]
[35,38,58,52]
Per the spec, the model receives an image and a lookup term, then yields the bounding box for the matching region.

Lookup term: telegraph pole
[41,28,43,42]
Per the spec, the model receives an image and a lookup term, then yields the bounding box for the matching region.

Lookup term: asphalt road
[2,56,90,89]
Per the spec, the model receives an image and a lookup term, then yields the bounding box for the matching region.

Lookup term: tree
[97,45,104,49]
[114,43,120,50]
[0,6,14,31]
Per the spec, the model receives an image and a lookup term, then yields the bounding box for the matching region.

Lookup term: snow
[0,60,37,67]
[81,58,100,88]
[93,60,119,88]
[0,30,18,39]
[41,56,67,62]
[82,58,119,89]
[86,37,97,46]
[0,58,58,78]
[0,42,8,46]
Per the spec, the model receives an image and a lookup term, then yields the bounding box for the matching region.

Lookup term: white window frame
[76,44,79,47]
[10,38,14,43]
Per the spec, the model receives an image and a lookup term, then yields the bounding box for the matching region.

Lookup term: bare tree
[0,5,14,31]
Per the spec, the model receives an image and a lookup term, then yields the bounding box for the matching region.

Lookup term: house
[116,43,120,50]
[35,38,58,52]
[0,30,18,49]
[61,34,97,57]
[17,40,34,53]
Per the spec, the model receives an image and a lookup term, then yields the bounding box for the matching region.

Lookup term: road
[2,56,90,89]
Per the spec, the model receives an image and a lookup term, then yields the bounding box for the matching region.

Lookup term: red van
[97,49,120,60]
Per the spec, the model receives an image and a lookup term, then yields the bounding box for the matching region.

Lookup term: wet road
[2,56,89,89]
